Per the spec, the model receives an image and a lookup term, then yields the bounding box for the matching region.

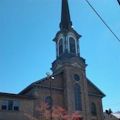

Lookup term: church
[0,0,105,120]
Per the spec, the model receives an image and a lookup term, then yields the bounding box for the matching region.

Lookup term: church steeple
[53,0,81,61]
[60,0,72,30]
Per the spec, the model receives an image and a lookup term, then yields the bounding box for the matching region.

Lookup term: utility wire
[84,0,120,42]
[117,0,120,5]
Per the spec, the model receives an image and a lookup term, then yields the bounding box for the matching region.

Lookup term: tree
[24,102,82,120]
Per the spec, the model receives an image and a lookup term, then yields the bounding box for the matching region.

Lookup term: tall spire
[60,0,72,30]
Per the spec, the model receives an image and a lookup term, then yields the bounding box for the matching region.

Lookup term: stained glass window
[45,96,53,110]
[74,83,82,111]
[91,102,97,116]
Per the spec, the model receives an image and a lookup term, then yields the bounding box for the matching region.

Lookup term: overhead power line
[84,0,120,42]
[117,0,120,5]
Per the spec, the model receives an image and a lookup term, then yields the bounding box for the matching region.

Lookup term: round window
[74,74,80,81]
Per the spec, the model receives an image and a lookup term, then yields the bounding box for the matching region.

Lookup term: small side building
[0,92,34,120]
[104,112,120,120]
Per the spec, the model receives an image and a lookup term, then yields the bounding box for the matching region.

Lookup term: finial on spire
[60,0,72,30]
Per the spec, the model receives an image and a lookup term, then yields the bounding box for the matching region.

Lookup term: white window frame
[67,34,77,54]
[1,100,20,111]
[57,35,65,57]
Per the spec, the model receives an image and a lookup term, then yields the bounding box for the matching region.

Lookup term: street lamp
[46,72,54,120]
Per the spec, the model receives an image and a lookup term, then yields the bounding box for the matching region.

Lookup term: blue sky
[0,0,120,112]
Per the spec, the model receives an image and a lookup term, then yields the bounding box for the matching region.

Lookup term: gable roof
[87,78,105,98]
[19,77,47,95]
[19,74,105,98]
[19,72,63,95]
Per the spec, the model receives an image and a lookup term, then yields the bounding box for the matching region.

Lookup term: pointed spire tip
[60,0,72,30]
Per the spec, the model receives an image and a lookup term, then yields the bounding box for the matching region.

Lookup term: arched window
[91,102,97,116]
[74,83,82,111]
[45,96,53,110]
[58,38,63,56]
[69,37,76,54]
